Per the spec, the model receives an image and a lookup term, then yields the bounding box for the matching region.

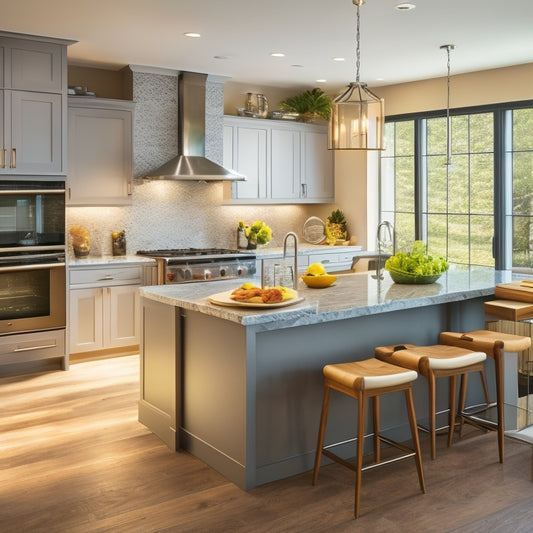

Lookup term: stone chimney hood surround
[142,71,245,182]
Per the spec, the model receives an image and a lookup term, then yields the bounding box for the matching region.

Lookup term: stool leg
[312,384,331,485]
[458,373,468,437]
[494,350,505,463]
[354,392,366,519]
[479,368,491,405]
[448,375,457,448]
[373,396,380,464]
[428,372,437,460]
[405,387,426,493]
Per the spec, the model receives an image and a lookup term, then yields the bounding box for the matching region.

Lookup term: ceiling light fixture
[270,52,285,57]
[441,44,455,166]
[184,32,201,38]
[395,2,416,11]
[329,0,384,151]
[333,57,345,62]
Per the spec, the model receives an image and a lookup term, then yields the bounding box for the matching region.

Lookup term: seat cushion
[324,358,418,391]
[440,330,531,354]
[375,344,486,371]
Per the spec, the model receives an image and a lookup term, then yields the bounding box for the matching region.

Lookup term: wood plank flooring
[1,354,533,532]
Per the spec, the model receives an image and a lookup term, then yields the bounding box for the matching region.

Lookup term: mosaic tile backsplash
[66,68,329,257]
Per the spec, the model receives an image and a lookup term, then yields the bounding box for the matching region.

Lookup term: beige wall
[375,62,533,116]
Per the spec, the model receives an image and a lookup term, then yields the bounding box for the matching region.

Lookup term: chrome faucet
[283,232,298,289]
[375,221,395,280]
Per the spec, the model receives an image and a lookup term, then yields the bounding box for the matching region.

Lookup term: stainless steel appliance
[0,180,66,336]
[136,248,256,285]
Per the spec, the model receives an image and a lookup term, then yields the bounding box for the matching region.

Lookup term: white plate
[208,290,304,308]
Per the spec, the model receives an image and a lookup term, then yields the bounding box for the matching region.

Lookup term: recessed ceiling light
[214,55,228,60]
[333,57,345,62]
[316,79,327,83]
[395,2,416,10]
[270,52,285,58]
[184,32,201,38]
[291,64,304,68]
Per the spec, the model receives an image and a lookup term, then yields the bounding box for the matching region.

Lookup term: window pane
[470,113,493,153]
[513,109,533,151]
[395,212,415,250]
[512,152,533,215]
[396,157,415,212]
[447,215,470,264]
[396,121,414,156]
[452,115,468,154]
[427,214,447,257]
[470,153,494,213]
[448,155,469,213]
[513,216,532,268]
[426,118,446,155]
[471,215,494,266]
[426,155,447,213]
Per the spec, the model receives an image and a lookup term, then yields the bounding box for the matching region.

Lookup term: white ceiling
[4,0,533,93]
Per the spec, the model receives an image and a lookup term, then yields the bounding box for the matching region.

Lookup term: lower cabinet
[68,265,141,355]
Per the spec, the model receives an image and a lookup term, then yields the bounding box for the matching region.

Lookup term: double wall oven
[0,180,66,369]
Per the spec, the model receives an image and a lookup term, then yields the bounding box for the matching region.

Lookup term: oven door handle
[0,262,66,273]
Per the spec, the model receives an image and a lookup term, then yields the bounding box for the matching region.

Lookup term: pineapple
[326,209,347,243]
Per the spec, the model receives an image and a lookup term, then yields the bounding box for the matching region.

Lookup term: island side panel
[179,309,250,489]
[253,300,489,487]
[139,297,179,451]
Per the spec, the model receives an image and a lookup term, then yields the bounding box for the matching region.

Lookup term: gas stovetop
[136,247,256,262]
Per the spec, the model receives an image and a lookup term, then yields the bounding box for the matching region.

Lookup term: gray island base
[139,267,512,490]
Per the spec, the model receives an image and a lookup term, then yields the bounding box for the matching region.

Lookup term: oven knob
[220,268,226,277]
[237,266,247,277]
[204,269,212,280]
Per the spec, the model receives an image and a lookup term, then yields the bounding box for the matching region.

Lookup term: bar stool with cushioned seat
[375,344,487,460]
[312,358,426,519]
[439,330,531,463]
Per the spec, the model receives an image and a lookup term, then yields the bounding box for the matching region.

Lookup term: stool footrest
[321,434,418,474]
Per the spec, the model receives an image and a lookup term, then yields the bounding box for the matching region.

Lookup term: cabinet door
[9,90,62,174]
[105,285,140,349]
[233,126,268,199]
[271,128,300,199]
[69,288,104,354]
[301,130,334,201]
[4,38,63,92]
[68,104,133,205]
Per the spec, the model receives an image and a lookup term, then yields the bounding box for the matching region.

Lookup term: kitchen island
[139,266,512,490]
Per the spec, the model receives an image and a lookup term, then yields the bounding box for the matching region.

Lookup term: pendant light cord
[441,44,455,166]
[355,2,361,83]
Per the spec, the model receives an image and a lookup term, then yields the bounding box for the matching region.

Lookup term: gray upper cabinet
[67,97,135,206]
[0,32,73,177]
[223,115,334,204]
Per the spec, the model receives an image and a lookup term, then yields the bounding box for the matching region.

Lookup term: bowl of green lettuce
[385,241,449,284]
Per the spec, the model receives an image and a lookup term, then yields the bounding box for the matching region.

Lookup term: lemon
[241,282,257,290]
[306,263,327,276]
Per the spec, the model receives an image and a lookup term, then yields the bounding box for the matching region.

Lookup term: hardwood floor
[1,355,533,533]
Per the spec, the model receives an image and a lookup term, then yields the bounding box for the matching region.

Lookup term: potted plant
[279,88,331,122]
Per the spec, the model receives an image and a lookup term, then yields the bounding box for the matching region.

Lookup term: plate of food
[208,283,303,308]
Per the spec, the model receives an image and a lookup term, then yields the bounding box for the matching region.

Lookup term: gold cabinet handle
[10,148,16,168]
[0,148,5,168]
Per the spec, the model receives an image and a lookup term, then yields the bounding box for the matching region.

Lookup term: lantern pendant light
[329,0,384,151]
[440,44,455,166]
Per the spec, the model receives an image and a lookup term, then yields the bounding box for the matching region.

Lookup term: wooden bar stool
[375,344,487,460]
[312,358,425,519]
[439,330,531,463]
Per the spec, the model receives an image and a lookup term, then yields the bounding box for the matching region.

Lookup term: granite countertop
[139,265,515,330]
[68,255,156,267]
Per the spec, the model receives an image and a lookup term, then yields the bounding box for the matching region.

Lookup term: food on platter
[230,283,297,304]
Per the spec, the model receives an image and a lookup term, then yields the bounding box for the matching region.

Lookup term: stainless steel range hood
[142,72,245,182]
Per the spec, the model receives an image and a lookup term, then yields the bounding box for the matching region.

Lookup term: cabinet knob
[0,148,5,168]
[10,148,16,168]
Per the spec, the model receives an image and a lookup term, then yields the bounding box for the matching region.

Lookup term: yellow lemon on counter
[306,263,327,276]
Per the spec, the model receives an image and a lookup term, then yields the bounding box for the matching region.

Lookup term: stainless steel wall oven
[0,180,66,336]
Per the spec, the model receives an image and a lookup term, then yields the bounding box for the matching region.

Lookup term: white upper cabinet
[3,37,64,92]
[223,115,334,204]
[0,32,72,177]
[67,97,134,205]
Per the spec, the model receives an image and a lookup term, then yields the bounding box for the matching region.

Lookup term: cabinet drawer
[70,266,142,287]
[0,329,65,364]
[308,253,340,266]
